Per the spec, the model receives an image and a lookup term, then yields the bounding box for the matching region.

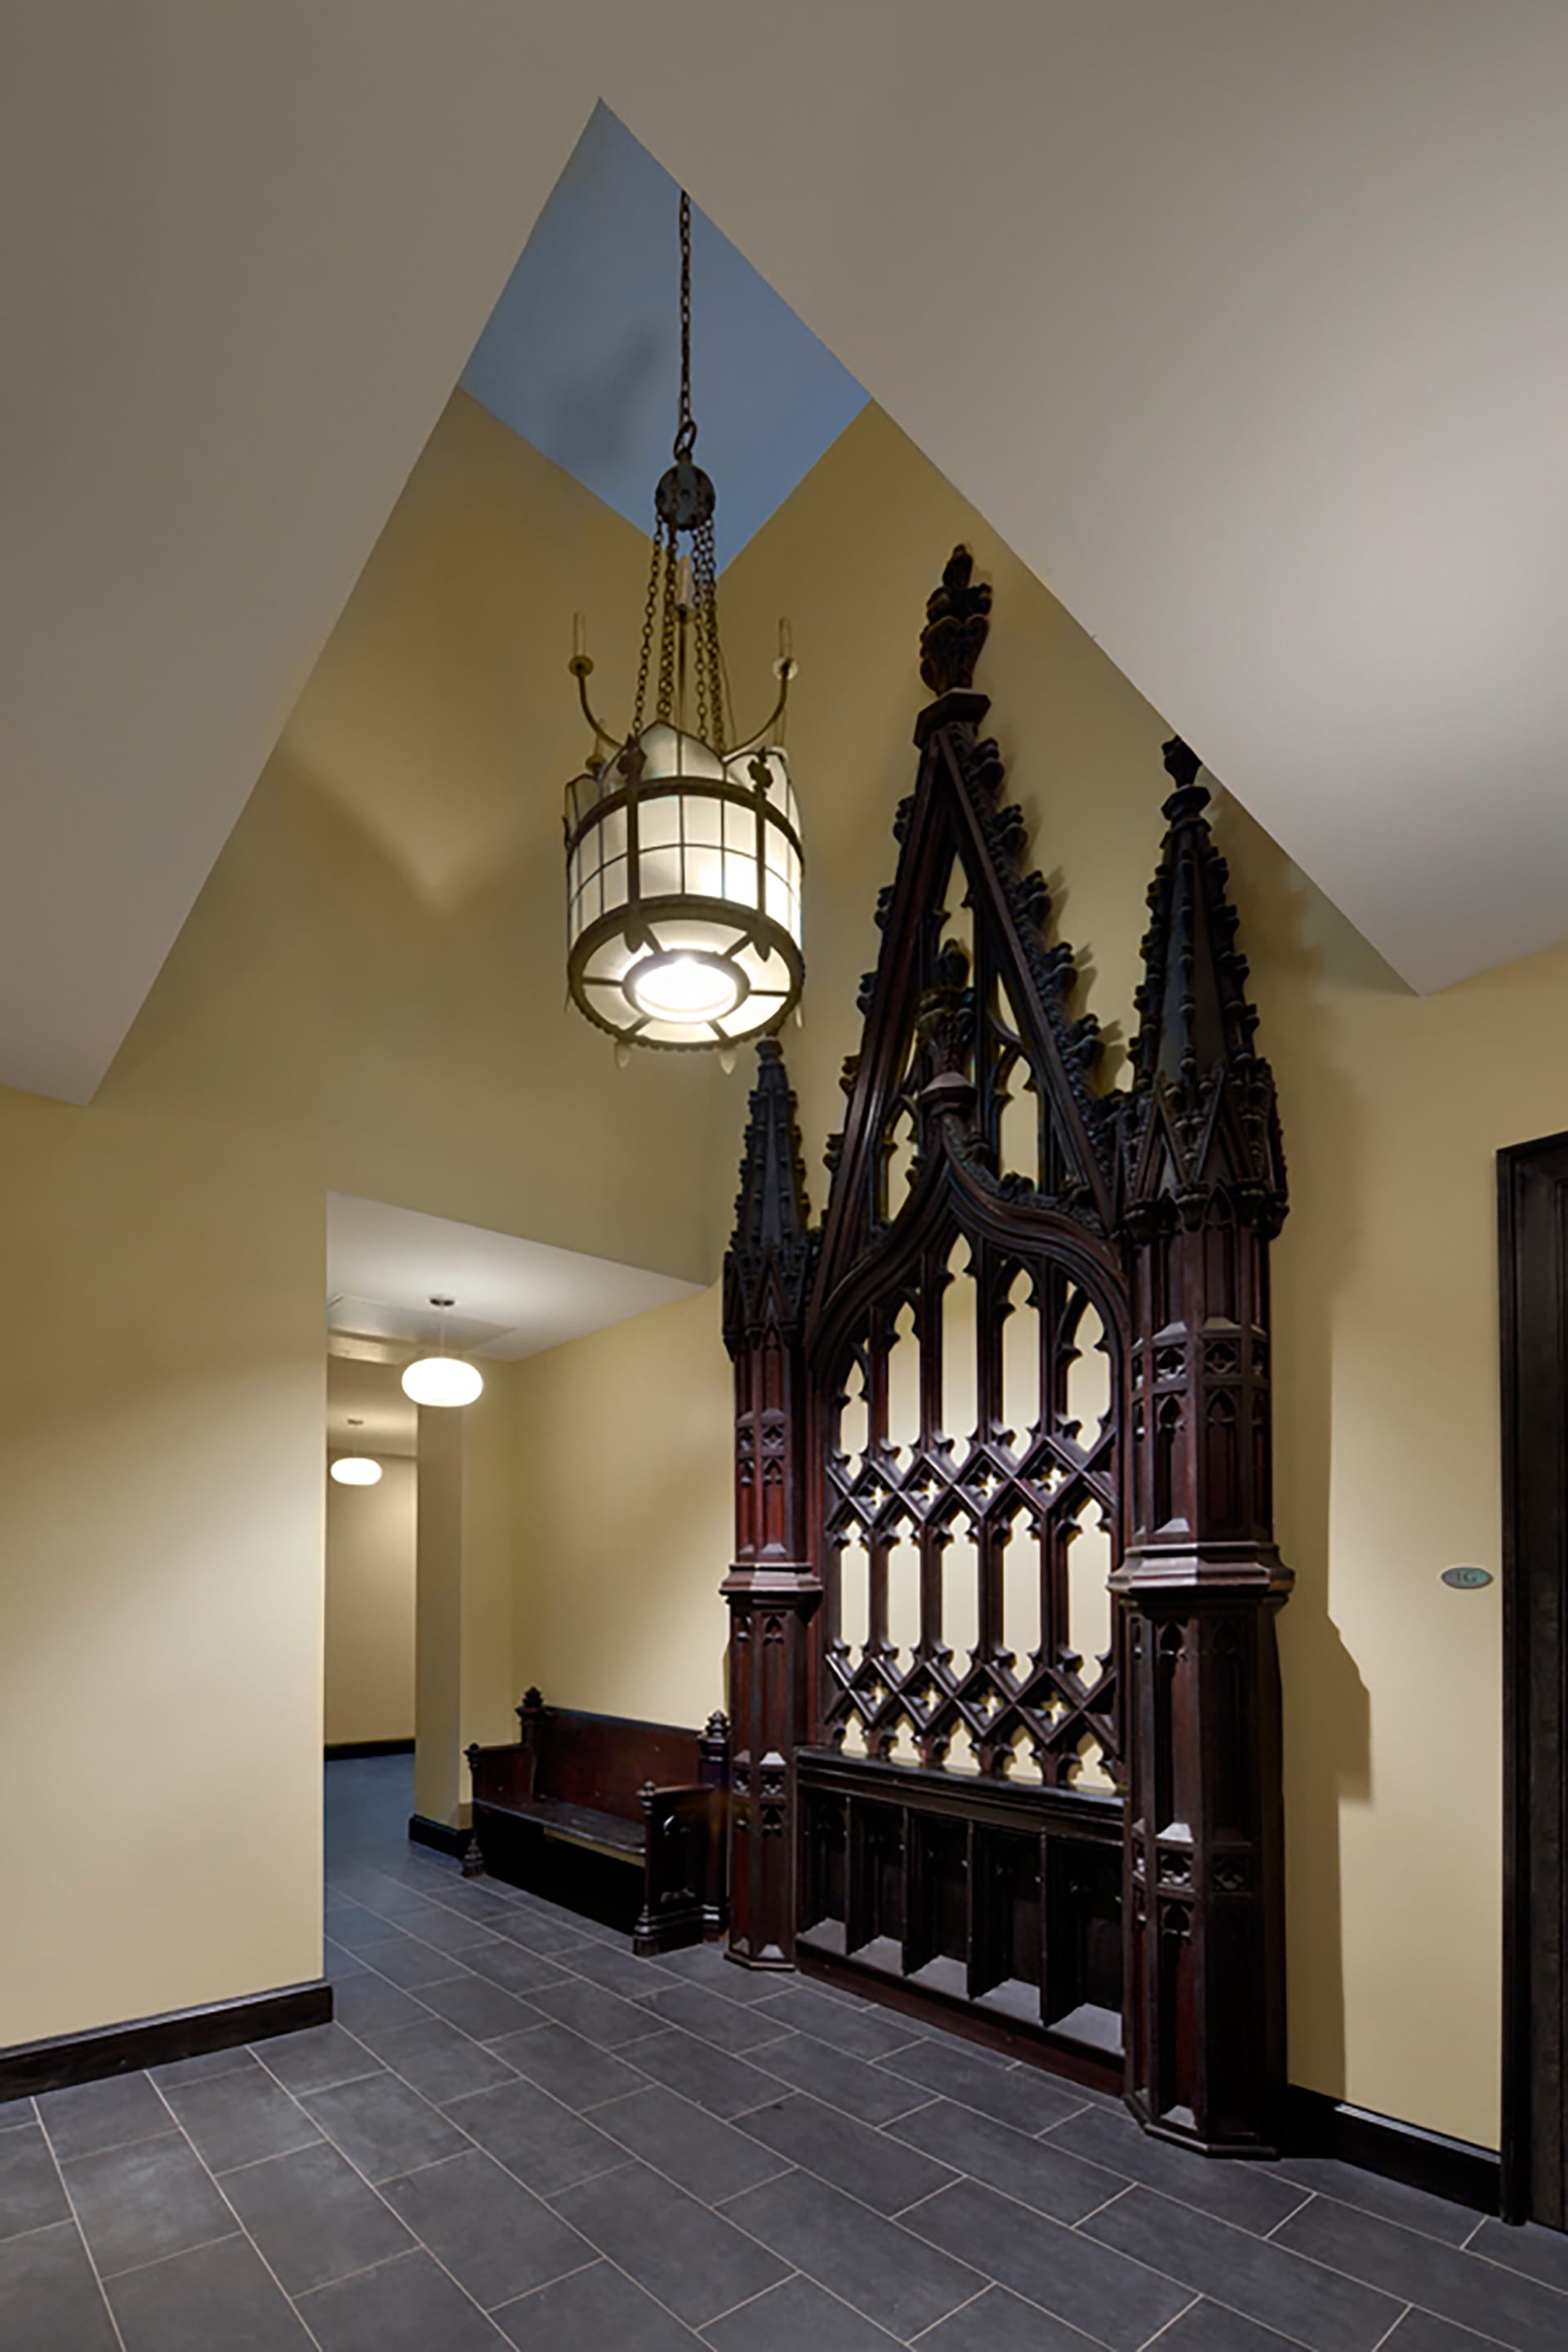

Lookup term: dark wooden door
[1499,1131,1568,2228]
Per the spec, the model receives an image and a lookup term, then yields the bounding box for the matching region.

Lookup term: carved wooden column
[722,1040,820,1971]
[1115,739,1292,2156]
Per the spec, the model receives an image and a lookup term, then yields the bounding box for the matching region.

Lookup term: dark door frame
[1499,1129,1568,2229]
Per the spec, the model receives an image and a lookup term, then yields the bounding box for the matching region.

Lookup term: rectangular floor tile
[443,2078,623,2195]
[1379,2314,1516,2350]
[754,2031,932,2125]
[375,2018,521,2105]
[108,2230,314,2351]
[0,2219,121,2351]
[562,1941,683,2001]
[1468,2216,1568,2295]
[1276,2198,1568,2352]
[300,2245,510,2351]
[886,2096,1119,2224]
[594,2084,794,2205]
[907,2176,1192,2352]
[702,2272,902,2350]
[488,2021,650,2109]
[414,1974,543,2043]
[36,2070,170,2160]
[330,1975,434,2048]
[911,2282,1119,2347]
[650,1940,795,2000]
[0,2122,70,2240]
[526,1978,666,2049]
[256,2022,383,2096]
[381,2146,591,2308]
[875,2041,1091,2134]
[1085,2184,1405,2352]
[1046,2103,1309,2234]
[492,1910,598,1956]
[163,2069,321,2175]
[748,1984,927,2062]
[724,2164,982,2340]
[736,2091,956,2216]
[301,2073,469,2184]
[323,1900,402,1952]
[354,1933,468,1990]
[1155,2300,1345,2350]
[220,2139,413,2294]
[493,2257,700,2349]
[637,1980,800,2056]
[150,2047,262,2092]
[553,2158,787,2327]
[63,2132,236,2278]
[456,1940,575,1998]
[1272,2154,1482,2249]
[623,2028,785,2119]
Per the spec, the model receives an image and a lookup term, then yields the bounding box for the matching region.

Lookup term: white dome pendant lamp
[402,1295,484,1409]
[330,1418,383,1486]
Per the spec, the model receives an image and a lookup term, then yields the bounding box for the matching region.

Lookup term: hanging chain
[675,191,695,461]
[630,531,662,737]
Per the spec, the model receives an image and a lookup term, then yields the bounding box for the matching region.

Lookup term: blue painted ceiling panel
[461,103,867,572]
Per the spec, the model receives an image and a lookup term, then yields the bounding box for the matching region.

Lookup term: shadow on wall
[1219,791,1383,2101]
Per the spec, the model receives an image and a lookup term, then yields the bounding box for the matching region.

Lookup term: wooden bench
[463,1690,729,1954]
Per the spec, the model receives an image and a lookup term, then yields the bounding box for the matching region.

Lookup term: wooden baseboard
[408,1812,470,1860]
[325,1740,415,1762]
[0,1980,332,2107]
[1285,2087,1501,2216]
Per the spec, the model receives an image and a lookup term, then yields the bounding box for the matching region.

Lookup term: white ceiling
[326,1193,700,1363]
[6,3,1568,1103]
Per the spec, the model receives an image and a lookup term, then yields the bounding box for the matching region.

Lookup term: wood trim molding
[408,1812,470,1860]
[0,1980,332,2107]
[325,1739,415,1762]
[1498,1128,1568,2229]
[1284,2087,1500,2219]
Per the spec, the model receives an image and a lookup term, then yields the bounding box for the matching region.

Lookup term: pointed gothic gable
[1124,738,1288,1234]
[815,549,1117,1305]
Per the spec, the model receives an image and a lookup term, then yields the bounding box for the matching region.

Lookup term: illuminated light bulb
[629,955,740,1024]
[330,1457,383,1486]
[401,1356,483,1408]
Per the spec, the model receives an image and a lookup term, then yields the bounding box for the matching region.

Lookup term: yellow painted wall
[510,1286,732,1731]
[325,1454,416,1747]
[415,1368,521,1829]
[507,403,1568,2149]
[0,393,734,2053]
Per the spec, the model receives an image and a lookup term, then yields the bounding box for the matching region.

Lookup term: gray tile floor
[2,1754,1562,2349]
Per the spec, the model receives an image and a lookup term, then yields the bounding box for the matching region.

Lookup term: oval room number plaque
[1441,1566,1494,1590]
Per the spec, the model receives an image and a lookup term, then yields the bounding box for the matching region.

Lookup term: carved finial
[724,1039,819,1352]
[920,547,992,698]
[1161,736,1203,794]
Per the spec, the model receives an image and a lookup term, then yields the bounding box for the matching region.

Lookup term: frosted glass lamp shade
[565,724,804,1049]
[402,1355,484,1408]
[330,1456,383,1486]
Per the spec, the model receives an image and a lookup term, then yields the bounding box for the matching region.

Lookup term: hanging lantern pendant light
[564,191,804,1053]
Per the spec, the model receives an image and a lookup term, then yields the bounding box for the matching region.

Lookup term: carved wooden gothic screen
[723,550,1291,2157]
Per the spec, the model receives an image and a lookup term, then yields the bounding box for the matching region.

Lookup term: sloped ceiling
[4,2,1567,1102]
[463,103,866,570]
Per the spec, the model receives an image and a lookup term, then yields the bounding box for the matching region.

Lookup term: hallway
[1,1758,1561,2350]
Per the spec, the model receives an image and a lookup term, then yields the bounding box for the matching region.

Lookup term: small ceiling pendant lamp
[564,189,804,1053]
[401,1296,484,1409]
[331,1419,383,1486]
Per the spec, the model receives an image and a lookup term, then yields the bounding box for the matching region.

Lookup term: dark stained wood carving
[720,548,1290,2150]
[464,1695,728,1956]
[721,1042,821,1968]
[1115,738,1292,2155]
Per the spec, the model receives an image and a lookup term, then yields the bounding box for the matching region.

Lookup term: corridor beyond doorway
[1,1762,1558,2348]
